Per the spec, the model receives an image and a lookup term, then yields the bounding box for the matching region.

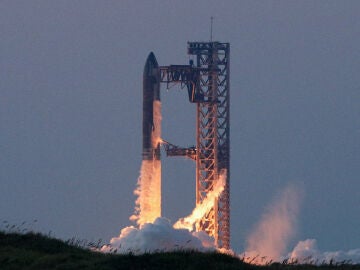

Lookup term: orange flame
[130,101,162,226]
[173,170,227,231]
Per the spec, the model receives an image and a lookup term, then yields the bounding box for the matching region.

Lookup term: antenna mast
[210,16,214,41]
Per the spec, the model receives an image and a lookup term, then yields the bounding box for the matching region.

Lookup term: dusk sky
[1,1,359,254]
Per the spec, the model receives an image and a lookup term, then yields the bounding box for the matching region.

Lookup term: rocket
[135,52,162,224]
[143,52,161,161]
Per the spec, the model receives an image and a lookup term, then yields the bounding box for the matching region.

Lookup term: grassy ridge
[0,231,251,270]
[1,231,359,270]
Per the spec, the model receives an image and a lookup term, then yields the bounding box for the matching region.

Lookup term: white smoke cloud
[244,183,303,264]
[101,217,215,254]
[103,171,228,254]
[288,239,360,264]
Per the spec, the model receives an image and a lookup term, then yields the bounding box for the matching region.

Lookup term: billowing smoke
[288,239,360,264]
[244,184,303,264]
[103,167,227,254]
[101,217,215,254]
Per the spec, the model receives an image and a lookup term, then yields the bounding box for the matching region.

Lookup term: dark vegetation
[1,230,359,270]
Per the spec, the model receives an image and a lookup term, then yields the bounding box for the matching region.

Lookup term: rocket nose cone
[144,52,159,75]
[147,52,158,65]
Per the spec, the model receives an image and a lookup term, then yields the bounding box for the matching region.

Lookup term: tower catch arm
[161,139,196,160]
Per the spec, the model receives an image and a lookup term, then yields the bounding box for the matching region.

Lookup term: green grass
[1,231,359,270]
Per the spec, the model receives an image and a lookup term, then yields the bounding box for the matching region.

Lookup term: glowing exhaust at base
[101,166,226,254]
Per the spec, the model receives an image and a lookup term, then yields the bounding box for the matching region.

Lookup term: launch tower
[161,42,230,249]
[189,42,230,249]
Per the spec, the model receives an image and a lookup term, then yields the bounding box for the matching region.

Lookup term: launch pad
[142,42,230,249]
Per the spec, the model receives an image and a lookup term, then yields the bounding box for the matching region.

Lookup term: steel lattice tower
[188,42,230,249]
[157,41,230,249]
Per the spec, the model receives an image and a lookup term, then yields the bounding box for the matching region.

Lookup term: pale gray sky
[0,1,359,253]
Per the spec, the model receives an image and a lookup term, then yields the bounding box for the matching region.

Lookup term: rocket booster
[131,51,162,225]
[143,52,161,161]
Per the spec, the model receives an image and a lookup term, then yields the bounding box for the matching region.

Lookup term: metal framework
[188,42,230,249]
[159,42,230,249]
[161,140,196,160]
